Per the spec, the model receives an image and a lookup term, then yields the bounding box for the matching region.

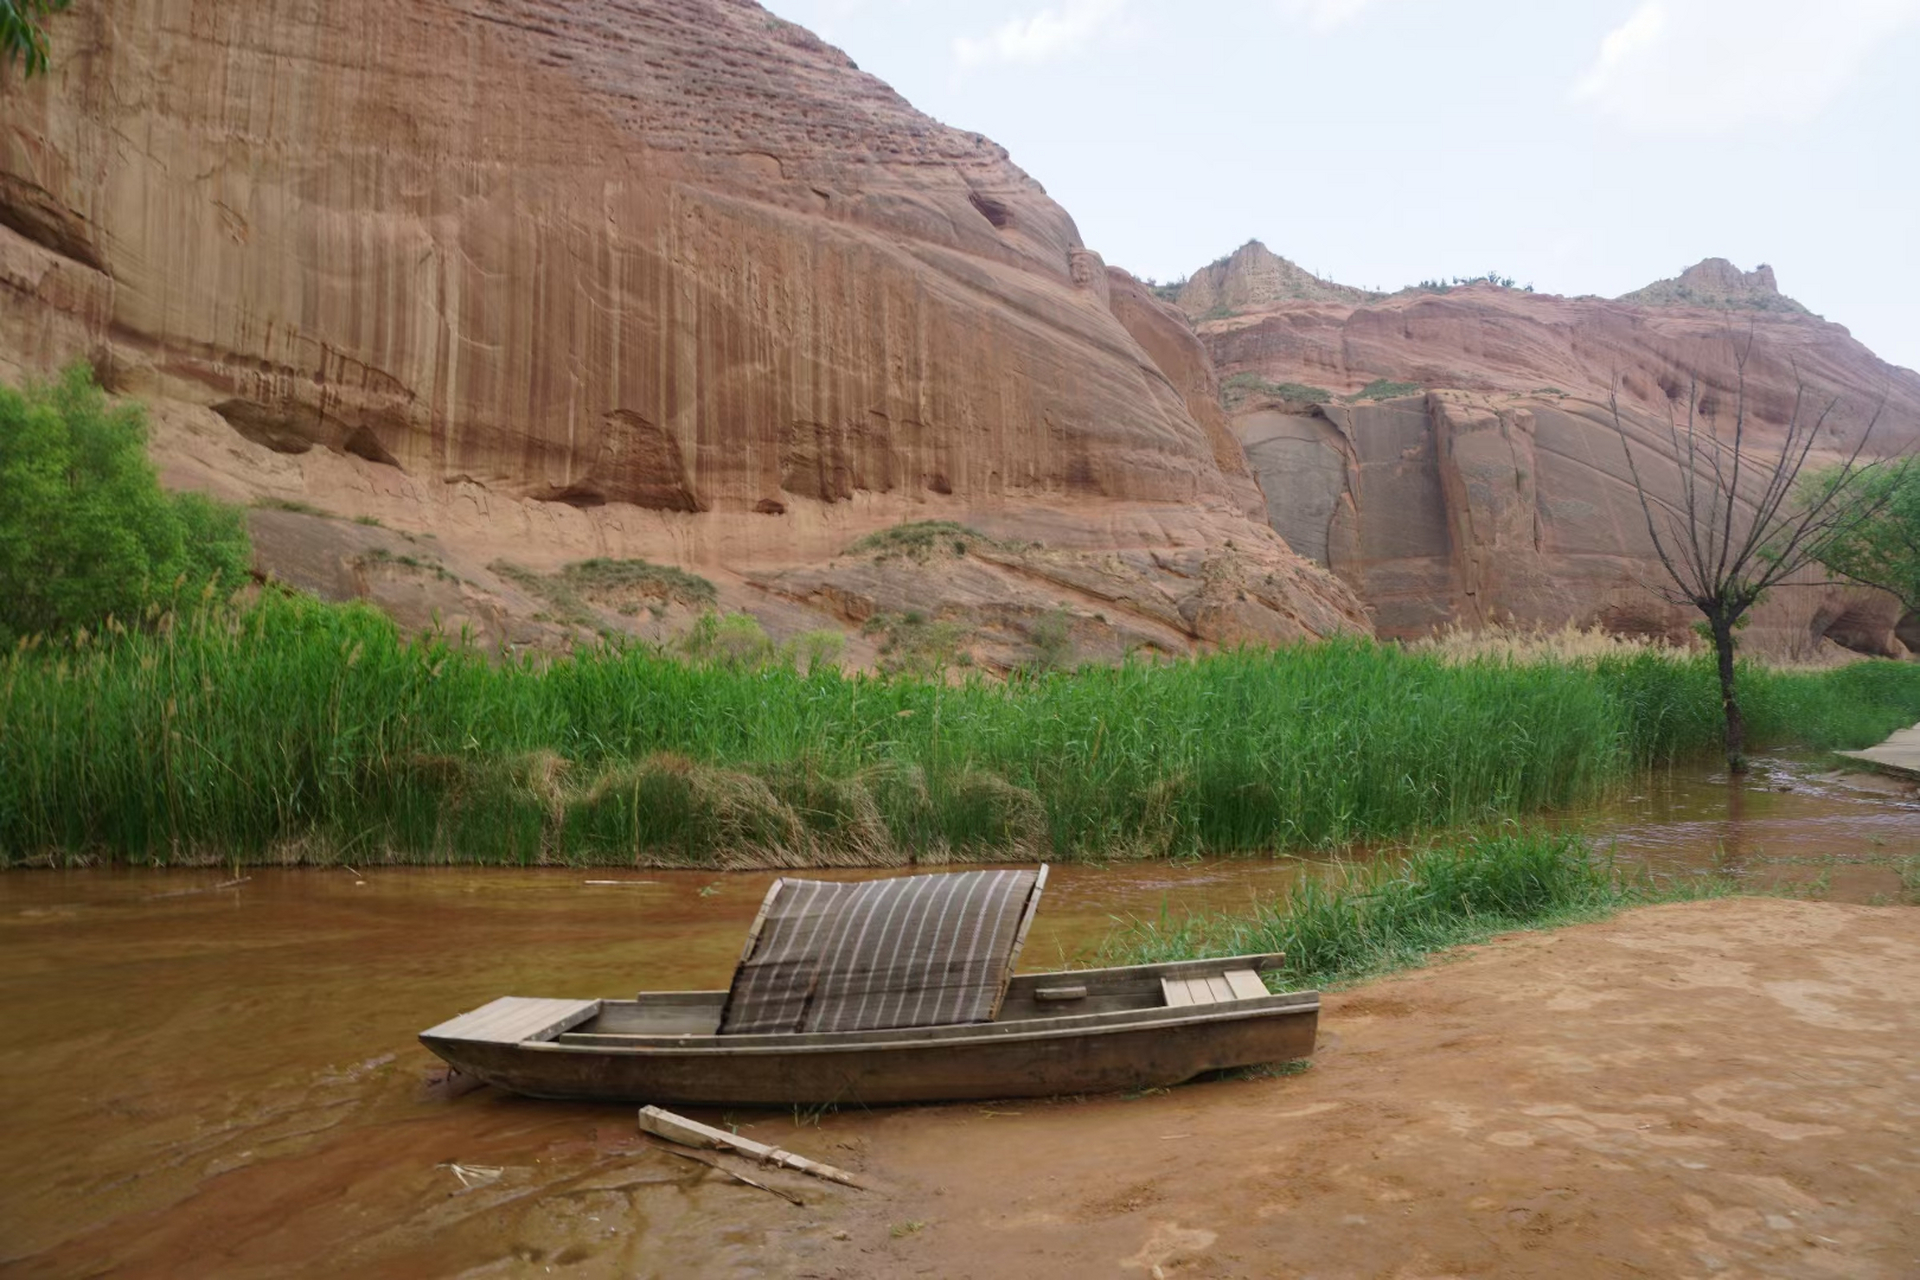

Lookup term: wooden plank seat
[421,996,601,1045]
[1161,968,1268,1008]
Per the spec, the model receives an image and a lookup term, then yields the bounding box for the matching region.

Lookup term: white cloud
[1572,0,1920,132]
[1277,0,1381,32]
[953,0,1130,68]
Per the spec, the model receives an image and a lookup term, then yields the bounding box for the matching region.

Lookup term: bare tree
[1613,338,1891,773]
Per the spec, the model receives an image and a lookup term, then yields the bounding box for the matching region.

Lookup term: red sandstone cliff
[0,0,1365,661]
[1184,243,1920,657]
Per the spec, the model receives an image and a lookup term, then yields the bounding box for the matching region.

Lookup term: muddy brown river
[2,757,1915,1276]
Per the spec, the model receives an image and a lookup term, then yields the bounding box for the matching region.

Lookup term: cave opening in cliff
[1819,604,1896,659]
[968,191,1013,229]
[342,426,401,470]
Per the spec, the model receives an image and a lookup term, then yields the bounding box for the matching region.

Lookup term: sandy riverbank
[823,896,1919,1278]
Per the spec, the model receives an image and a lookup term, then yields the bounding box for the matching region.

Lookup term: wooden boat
[421,954,1319,1106]
[420,867,1318,1106]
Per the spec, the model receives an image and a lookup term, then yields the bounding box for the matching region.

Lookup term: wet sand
[834,897,1920,1279]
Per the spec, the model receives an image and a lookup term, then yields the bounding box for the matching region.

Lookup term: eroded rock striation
[0,0,1365,657]
[1186,253,1920,656]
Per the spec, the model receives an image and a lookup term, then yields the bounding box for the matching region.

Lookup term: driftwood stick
[145,876,252,901]
[657,1145,805,1205]
[638,1105,867,1190]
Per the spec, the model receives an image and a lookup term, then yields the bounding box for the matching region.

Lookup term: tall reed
[5,593,1919,866]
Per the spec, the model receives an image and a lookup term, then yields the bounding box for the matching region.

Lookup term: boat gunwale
[600,953,1292,1009]
[418,953,1314,1060]
[454,992,1320,1059]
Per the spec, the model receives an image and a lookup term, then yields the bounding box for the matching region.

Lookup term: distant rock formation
[1176,241,1377,315]
[0,0,1367,659]
[1177,251,1920,658]
[1618,258,1811,314]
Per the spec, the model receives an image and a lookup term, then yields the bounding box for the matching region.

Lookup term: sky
[761,0,1920,372]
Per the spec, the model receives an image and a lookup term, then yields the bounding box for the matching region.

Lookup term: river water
[1,756,1914,1276]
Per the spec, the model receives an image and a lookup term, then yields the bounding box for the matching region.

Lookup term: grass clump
[850,521,998,561]
[1100,829,1711,988]
[252,496,336,518]
[1348,379,1425,403]
[491,559,597,628]
[358,547,461,585]
[565,558,717,609]
[1408,622,1690,667]
[492,558,718,628]
[676,612,774,668]
[873,613,973,677]
[1220,374,1335,410]
[564,755,804,868]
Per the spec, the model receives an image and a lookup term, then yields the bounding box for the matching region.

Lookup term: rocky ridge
[1176,240,1377,315]
[1181,251,1920,656]
[1618,258,1811,314]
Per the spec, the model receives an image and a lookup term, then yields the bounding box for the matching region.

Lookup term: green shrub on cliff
[0,365,251,644]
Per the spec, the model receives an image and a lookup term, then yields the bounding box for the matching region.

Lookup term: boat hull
[424,992,1319,1107]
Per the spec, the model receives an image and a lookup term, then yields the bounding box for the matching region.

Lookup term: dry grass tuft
[1409,623,1694,667]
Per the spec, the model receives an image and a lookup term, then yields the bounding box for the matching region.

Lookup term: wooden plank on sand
[638,1106,866,1189]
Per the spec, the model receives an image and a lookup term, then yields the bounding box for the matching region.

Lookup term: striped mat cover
[719,867,1046,1035]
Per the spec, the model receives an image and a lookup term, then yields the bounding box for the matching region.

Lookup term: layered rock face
[1189,252,1920,656]
[0,0,1365,656]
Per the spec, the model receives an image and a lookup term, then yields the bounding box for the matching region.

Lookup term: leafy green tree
[0,364,251,644]
[1,0,70,78]
[1808,462,1920,611]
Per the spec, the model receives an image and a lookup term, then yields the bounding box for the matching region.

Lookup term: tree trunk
[1711,615,1747,774]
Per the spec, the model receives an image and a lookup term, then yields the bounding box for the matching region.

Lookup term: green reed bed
[5,593,1920,866]
[1097,829,1725,988]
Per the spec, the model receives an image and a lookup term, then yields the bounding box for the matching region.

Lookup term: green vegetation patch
[1348,379,1425,403]
[357,547,461,585]
[850,521,1001,561]
[492,557,717,627]
[252,496,336,518]
[869,612,974,677]
[1,366,251,647]
[491,560,598,628]
[1099,829,1722,989]
[566,754,806,868]
[10,597,1920,867]
[566,558,717,607]
[676,611,774,668]
[1221,373,1335,409]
